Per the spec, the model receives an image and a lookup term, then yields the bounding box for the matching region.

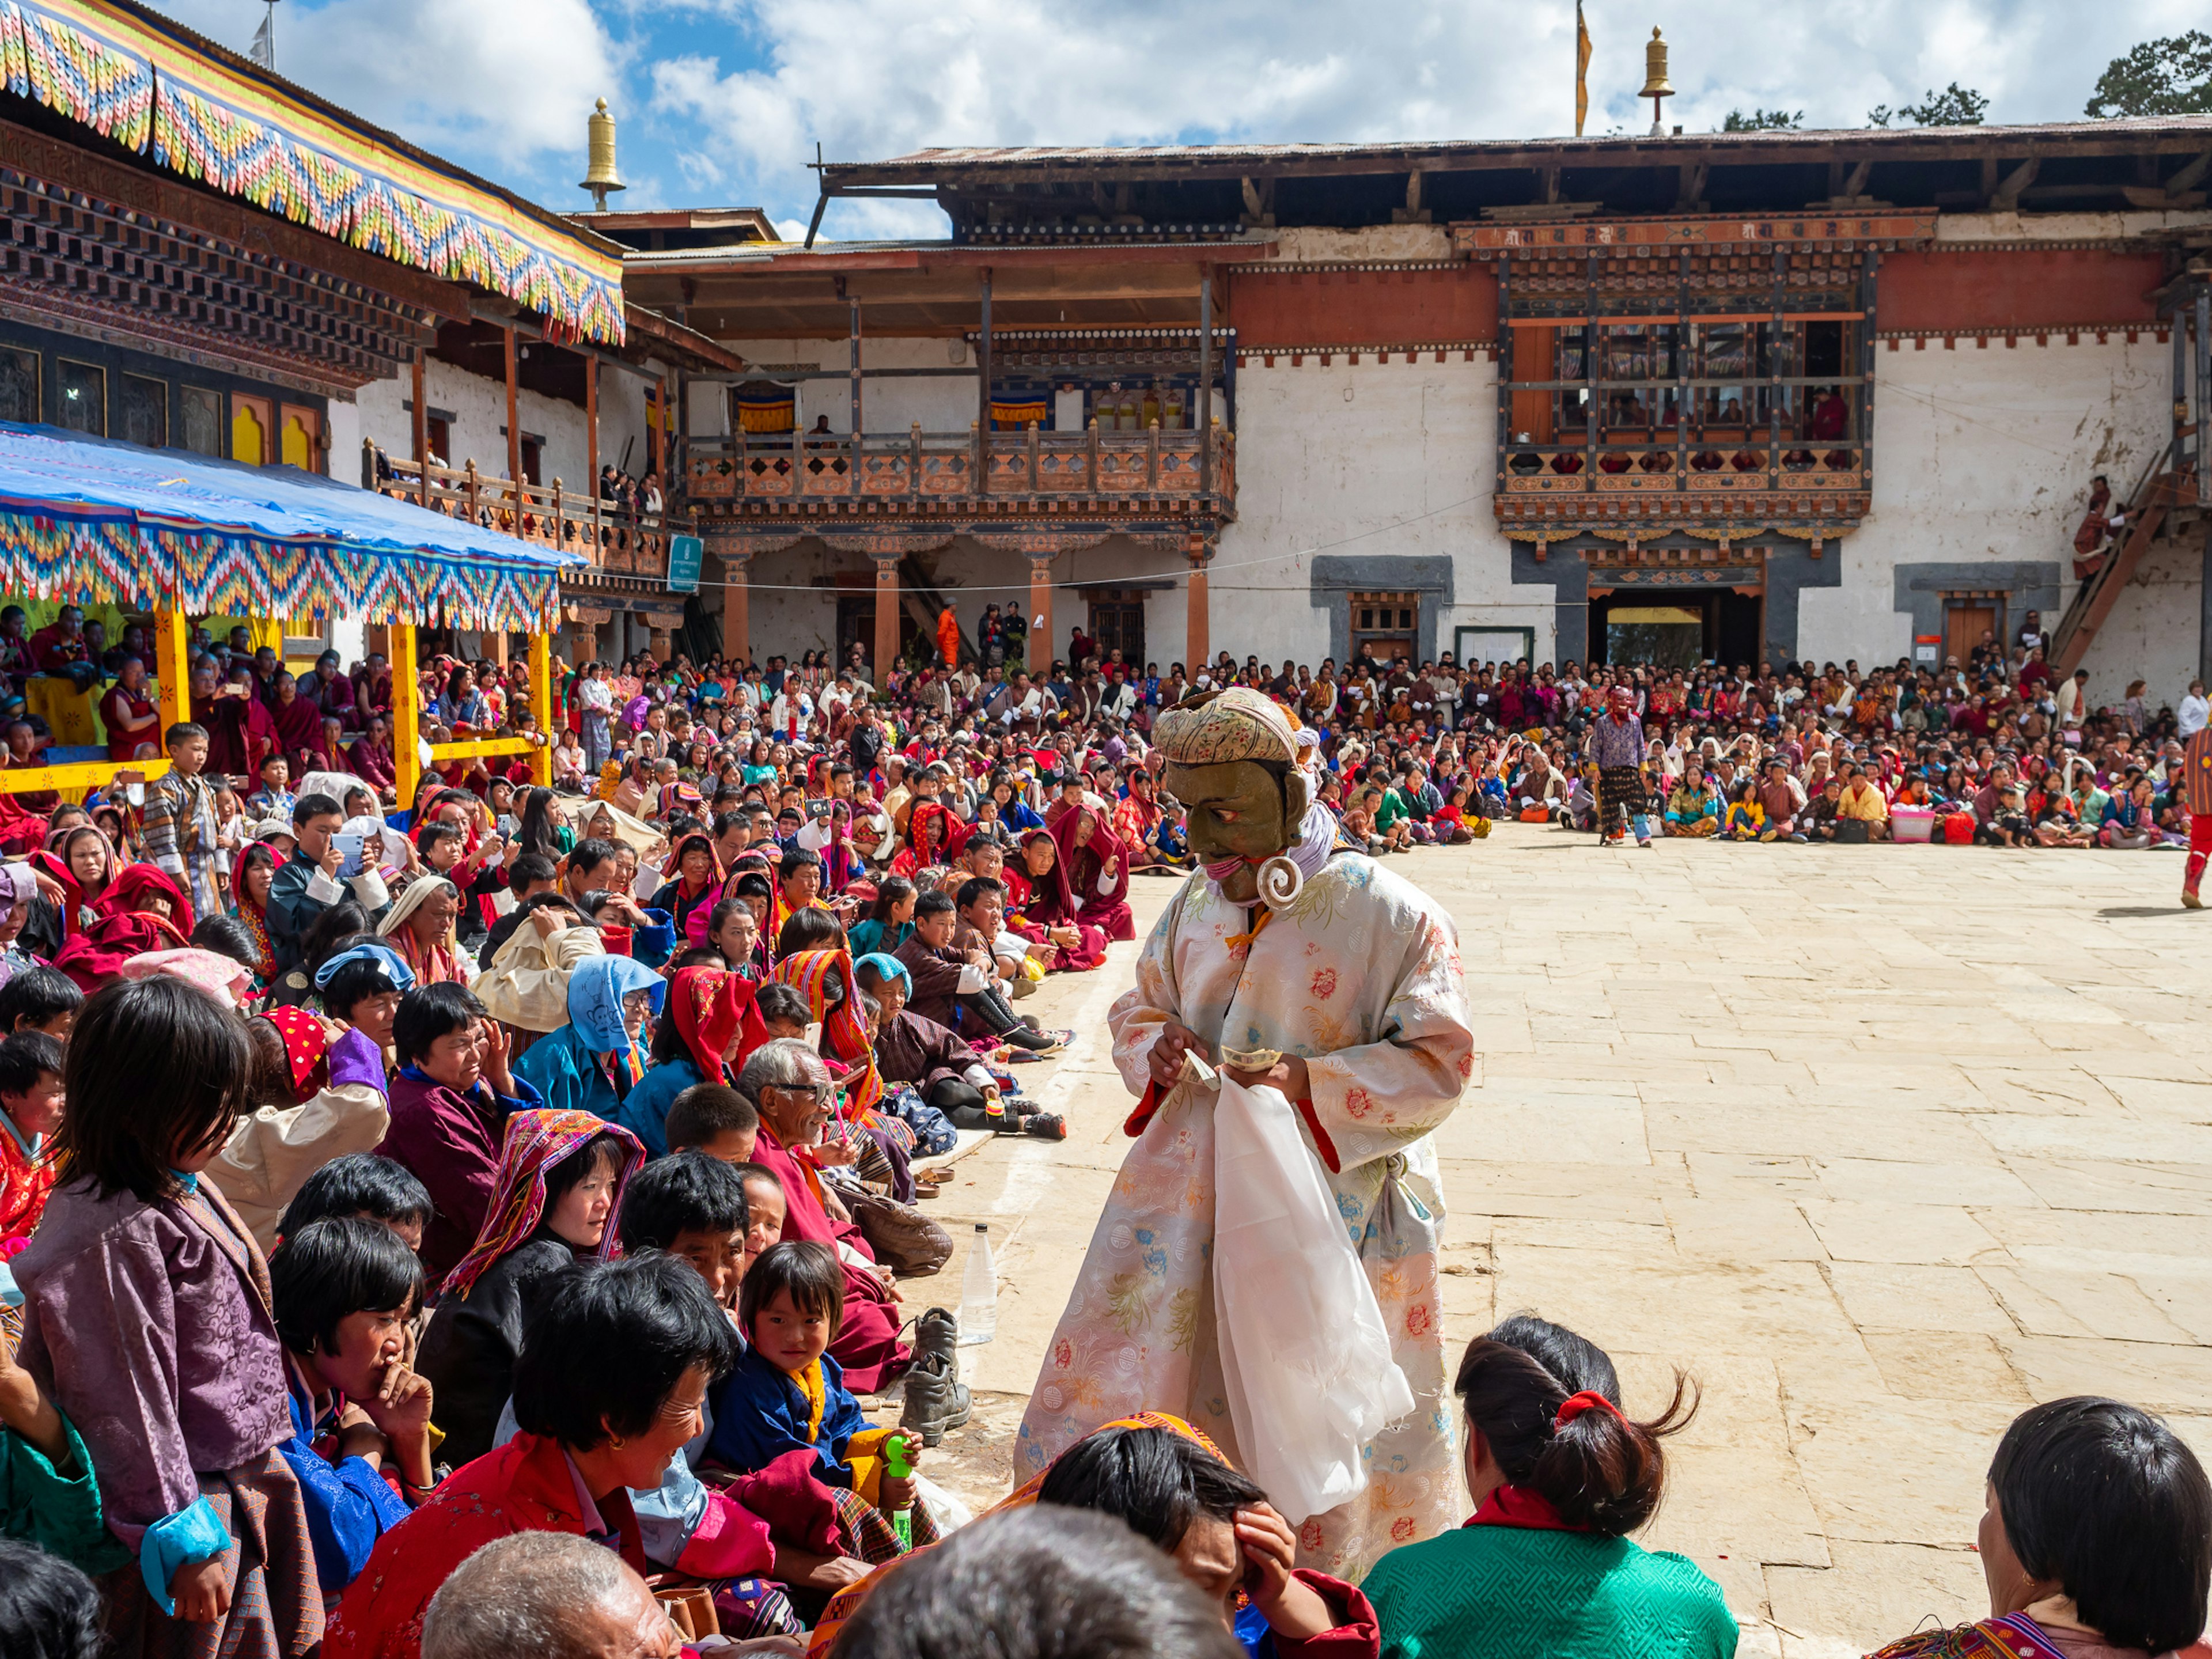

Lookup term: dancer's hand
[1224,1053,1310,1101]
[1147,1021,1206,1086]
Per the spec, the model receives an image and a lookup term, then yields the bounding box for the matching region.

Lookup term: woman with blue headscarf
[512,953,665,1124]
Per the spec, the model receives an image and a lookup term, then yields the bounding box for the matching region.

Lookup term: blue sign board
[666,534,703,595]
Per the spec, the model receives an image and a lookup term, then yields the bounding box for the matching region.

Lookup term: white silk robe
[1014,853,1475,1577]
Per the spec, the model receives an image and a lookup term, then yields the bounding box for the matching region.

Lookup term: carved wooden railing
[362,442,673,588]
[681,422,1236,510]
[1499,437,1866,498]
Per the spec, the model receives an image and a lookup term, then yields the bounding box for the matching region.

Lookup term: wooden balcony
[681,423,1235,546]
[362,442,678,597]
[1493,436,1869,535]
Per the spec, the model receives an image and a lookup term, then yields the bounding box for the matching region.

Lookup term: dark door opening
[1717,590,1763,671]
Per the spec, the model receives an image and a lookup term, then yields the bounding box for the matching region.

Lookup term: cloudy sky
[161,0,2203,238]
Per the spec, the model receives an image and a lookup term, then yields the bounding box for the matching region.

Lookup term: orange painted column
[1028,555,1054,674]
[721,547,751,665]
[873,558,900,678]
[1185,543,1210,673]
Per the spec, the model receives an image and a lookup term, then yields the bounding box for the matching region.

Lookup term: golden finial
[581,97,626,211]
[1640,26,1675,135]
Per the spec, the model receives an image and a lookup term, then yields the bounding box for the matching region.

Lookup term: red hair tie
[1554,1391,1625,1432]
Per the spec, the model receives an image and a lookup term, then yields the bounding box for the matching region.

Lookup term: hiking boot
[914,1306,959,1368]
[899,1353,972,1448]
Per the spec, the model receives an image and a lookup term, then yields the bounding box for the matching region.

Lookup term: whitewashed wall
[1805,332,2176,691]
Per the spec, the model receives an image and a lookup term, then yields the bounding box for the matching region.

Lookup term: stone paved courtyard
[895,825,2212,1657]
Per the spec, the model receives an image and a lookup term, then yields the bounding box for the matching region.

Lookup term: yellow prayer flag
[1575,1,1593,136]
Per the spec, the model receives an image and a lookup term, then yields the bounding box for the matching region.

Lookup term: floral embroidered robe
[1015,853,1474,1578]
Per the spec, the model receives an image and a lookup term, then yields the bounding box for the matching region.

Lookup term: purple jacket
[13,1177,288,1547]
[381,1070,541,1285]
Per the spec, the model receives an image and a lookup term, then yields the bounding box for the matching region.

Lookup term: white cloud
[639,0,2212,232]
[150,0,623,176]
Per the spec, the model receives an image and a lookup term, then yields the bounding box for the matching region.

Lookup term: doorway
[1086,592,1146,670]
[1943,598,2001,668]
[1349,591,1419,664]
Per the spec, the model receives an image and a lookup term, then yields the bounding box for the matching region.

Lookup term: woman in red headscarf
[1005,826,1107,972]
[890,799,972,878]
[648,831,723,939]
[1051,804,1134,944]
[31,823,115,940]
[231,841,280,980]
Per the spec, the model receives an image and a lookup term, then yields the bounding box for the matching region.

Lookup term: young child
[276,1153,433,1255]
[665,1082,761,1164]
[248,754,296,822]
[267,1217,433,1595]
[11,976,324,1650]
[857,956,1062,1141]
[708,1240,937,1556]
[0,1029,63,1249]
[0,968,80,1040]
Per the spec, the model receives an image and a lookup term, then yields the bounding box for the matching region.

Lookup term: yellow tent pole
[391,622,420,810]
[153,606,191,736]
[529,630,554,787]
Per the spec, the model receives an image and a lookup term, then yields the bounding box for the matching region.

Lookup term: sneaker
[1759,829,1779,843]
[1001,1026,1058,1053]
[1022,1111,1069,1141]
[1789,832,1809,843]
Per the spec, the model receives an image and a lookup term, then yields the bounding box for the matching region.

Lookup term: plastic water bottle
[959,1223,997,1346]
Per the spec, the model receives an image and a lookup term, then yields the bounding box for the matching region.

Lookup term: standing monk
[935,604,962,672]
[1016,687,1474,1577]
[2183,721,2212,908]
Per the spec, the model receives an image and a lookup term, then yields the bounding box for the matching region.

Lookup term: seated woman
[48,863,194,992]
[325,1254,740,1659]
[649,831,723,941]
[1868,1397,2210,1659]
[615,964,768,1160]
[512,954,662,1122]
[376,874,468,987]
[707,1240,940,1556]
[734,1040,913,1396]
[209,1005,393,1251]
[1362,1315,1728,1659]
[812,1412,1377,1658]
[1663,775,1722,838]
[700,895,769,979]
[1005,828,1107,972]
[415,1111,643,1468]
[1053,805,1135,944]
[268,1218,434,1596]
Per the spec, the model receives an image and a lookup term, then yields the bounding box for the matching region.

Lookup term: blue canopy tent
[0,420,585,800]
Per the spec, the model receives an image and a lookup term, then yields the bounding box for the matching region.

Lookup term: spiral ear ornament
[1255,854,1305,908]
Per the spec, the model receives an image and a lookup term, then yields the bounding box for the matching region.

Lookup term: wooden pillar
[1185,540,1209,672]
[1028,555,1054,674]
[873,557,900,678]
[503,326,522,502]
[153,606,191,738]
[411,353,429,507]
[528,628,553,786]
[585,355,601,562]
[849,294,863,436]
[1198,267,1213,498]
[391,622,420,809]
[651,374,668,483]
[721,547,751,665]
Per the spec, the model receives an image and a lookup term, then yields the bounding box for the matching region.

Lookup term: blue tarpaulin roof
[0,422,583,631]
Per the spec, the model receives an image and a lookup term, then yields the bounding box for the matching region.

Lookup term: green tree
[2085,31,2212,118]
[1723,107,1804,131]
[1868,83,1989,127]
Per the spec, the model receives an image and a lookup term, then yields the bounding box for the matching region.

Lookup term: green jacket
[3,1415,131,1575]
[1375,789,1410,831]
[1364,1523,1737,1659]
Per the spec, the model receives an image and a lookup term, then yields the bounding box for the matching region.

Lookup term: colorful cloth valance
[0,0,624,346]
[0,421,584,632]
[734,381,796,435]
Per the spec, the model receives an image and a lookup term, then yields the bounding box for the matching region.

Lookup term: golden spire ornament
[1639,26,1675,135]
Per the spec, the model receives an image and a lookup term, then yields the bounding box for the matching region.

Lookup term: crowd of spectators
[0,604,2206,1659]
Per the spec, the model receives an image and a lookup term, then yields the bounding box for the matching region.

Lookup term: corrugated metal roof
[829,116,2212,176]
[621,236,1271,268]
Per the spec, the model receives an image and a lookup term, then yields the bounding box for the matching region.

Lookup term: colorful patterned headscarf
[441,1108,645,1299]
[772,946,882,1122]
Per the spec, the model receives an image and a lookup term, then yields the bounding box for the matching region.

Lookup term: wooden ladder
[2049,463,2190,677]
